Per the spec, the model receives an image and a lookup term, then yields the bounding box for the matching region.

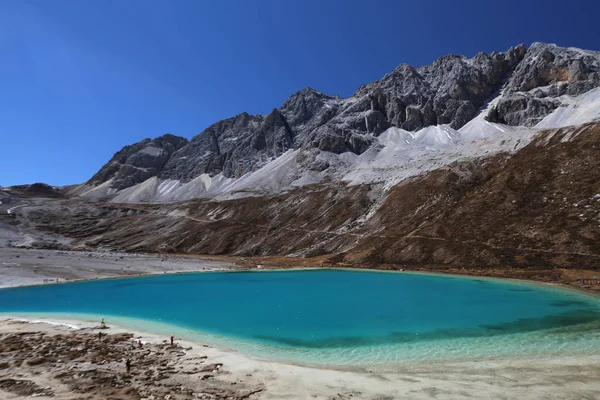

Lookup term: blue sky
[1,0,599,186]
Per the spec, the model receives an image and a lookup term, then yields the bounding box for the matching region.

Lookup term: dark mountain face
[88,43,600,190]
[348,44,526,130]
[158,110,296,180]
[88,134,188,190]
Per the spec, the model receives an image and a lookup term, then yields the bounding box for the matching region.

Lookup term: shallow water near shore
[1,269,599,368]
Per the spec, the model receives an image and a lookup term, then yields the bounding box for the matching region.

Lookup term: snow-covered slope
[536,87,600,129]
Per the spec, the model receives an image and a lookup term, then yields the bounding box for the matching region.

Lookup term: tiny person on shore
[98,331,102,340]
[170,335,174,346]
[101,317,106,328]
[126,358,131,373]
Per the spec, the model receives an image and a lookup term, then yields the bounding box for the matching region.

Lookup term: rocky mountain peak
[486,43,600,126]
[86,42,600,195]
[279,87,339,129]
[88,133,188,190]
[286,86,331,99]
[330,44,526,138]
[507,42,600,93]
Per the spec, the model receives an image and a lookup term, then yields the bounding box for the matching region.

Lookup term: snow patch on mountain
[536,87,600,129]
[342,122,533,189]
[69,179,117,200]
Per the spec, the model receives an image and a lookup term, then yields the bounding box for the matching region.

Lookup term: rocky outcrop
[88,134,188,189]
[159,110,295,180]
[295,44,527,155]
[487,43,600,126]
[348,44,526,130]
[88,43,600,190]
[3,183,64,198]
[158,88,344,181]
[278,87,340,130]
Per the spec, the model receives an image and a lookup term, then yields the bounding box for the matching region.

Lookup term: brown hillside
[8,123,600,277]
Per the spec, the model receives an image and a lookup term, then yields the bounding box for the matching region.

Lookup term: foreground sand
[1,248,600,399]
[0,319,264,399]
[1,318,600,400]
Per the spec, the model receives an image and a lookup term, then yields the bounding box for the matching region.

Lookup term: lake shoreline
[2,315,600,400]
[2,246,598,301]
[2,247,600,399]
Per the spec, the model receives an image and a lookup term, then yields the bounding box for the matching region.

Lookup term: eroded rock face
[88,43,600,189]
[487,43,600,126]
[88,134,188,190]
[159,109,296,180]
[350,44,527,130]
[279,87,340,130]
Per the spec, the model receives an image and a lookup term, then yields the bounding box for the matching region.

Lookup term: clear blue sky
[1,0,599,186]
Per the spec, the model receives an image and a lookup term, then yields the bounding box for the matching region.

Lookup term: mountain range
[72,42,600,202]
[3,42,600,276]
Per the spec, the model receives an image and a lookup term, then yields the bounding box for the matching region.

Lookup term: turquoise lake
[1,269,599,367]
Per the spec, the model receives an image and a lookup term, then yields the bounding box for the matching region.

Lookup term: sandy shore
[0,318,265,400]
[1,317,600,400]
[1,248,600,399]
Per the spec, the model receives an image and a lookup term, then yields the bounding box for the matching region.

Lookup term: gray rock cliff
[487,43,600,125]
[89,134,188,190]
